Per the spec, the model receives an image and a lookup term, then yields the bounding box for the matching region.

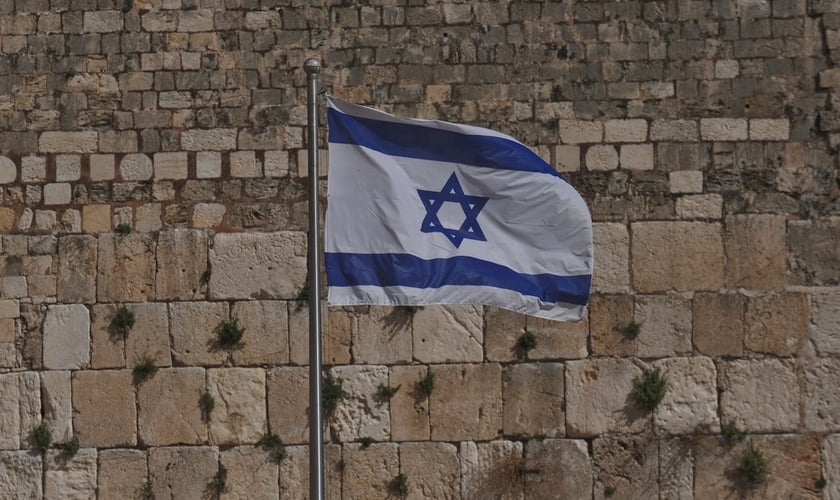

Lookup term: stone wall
[0,0,839,498]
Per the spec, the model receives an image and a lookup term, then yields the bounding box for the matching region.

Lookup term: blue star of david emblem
[417,173,489,248]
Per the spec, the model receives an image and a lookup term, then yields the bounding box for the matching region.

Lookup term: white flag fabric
[324,97,593,321]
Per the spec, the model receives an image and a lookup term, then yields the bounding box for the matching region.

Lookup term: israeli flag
[325,97,592,321]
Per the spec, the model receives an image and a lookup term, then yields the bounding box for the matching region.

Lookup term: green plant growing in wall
[115,223,132,235]
[604,485,617,497]
[389,473,408,497]
[257,433,287,463]
[200,265,212,285]
[209,464,227,496]
[738,445,766,483]
[111,305,135,336]
[358,437,374,449]
[416,372,434,398]
[323,375,346,415]
[816,476,827,489]
[55,437,79,457]
[632,368,667,411]
[215,318,244,349]
[722,422,746,443]
[199,392,215,422]
[141,480,154,499]
[132,357,158,384]
[31,422,51,451]
[375,383,400,402]
[515,330,538,356]
[622,321,641,339]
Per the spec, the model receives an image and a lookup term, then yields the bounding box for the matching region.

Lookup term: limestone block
[669,170,703,193]
[658,438,694,499]
[353,306,413,364]
[43,304,90,370]
[565,358,648,437]
[585,145,619,171]
[589,294,635,356]
[192,203,226,228]
[0,208,14,231]
[715,59,739,78]
[83,204,110,233]
[744,293,808,356]
[72,370,136,447]
[503,363,565,437]
[137,367,207,445]
[41,371,72,443]
[693,293,744,357]
[209,232,307,300]
[219,446,280,499]
[83,10,123,32]
[135,204,162,232]
[207,368,266,445]
[123,303,170,368]
[485,306,587,361]
[267,367,309,444]
[196,151,222,178]
[178,9,214,31]
[230,150,260,177]
[57,236,97,303]
[825,435,840,499]
[460,440,524,500]
[650,119,698,141]
[98,449,147,500]
[554,145,580,171]
[155,229,208,300]
[399,442,459,499]
[289,302,352,365]
[43,183,71,205]
[699,118,748,141]
[619,143,654,170]
[17,372,40,448]
[97,234,156,302]
[675,193,723,219]
[89,154,114,181]
[2,276,26,298]
[719,359,799,432]
[604,119,647,142]
[651,357,718,434]
[430,363,501,441]
[788,218,840,285]
[593,435,659,499]
[61,210,82,233]
[558,120,603,144]
[230,301,288,365]
[812,292,840,354]
[0,156,16,183]
[0,373,41,450]
[44,449,97,499]
[89,304,125,369]
[592,222,629,293]
[330,365,390,442]
[119,153,152,181]
[56,155,81,181]
[0,451,43,499]
[342,443,399,500]
[181,128,237,150]
[0,299,19,319]
[39,131,97,153]
[389,365,430,441]
[524,439,591,499]
[278,445,343,500]
[804,358,840,432]
[153,152,187,180]
[169,301,229,366]
[724,214,787,289]
[634,295,692,358]
[631,222,724,292]
[149,446,218,499]
[750,118,789,141]
[412,305,482,363]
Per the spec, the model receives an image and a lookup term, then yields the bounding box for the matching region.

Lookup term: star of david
[417,173,489,248]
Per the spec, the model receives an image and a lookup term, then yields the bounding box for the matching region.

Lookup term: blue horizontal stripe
[327,108,562,178]
[325,252,591,306]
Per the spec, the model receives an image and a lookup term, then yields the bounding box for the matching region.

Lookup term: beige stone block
[43,183,71,205]
[604,119,647,142]
[56,155,81,181]
[41,371,72,443]
[812,292,840,354]
[642,81,674,98]
[169,301,229,366]
[43,304,90,370]
[0,451,43,498]
[89,154,115,181]
[388,365,430,442]
[61,209,82,233]
[0,207,15,232]
[715,59,739,78]
[412,305,482,363]
[651,357,718,434]
[90,304,125,369]
[430,363,501,441]
[192,202,225,228]
[28,275,57,300]
[719,359,798,432]
[566,358,648,437]
[155,229,207,301]
[134,203,161,232]
[804,358,840,432]
[657,438,694,498]
[138,367,207,445]
[724,214,786,288]
[98,449,147,500]
[207,368,266,445]
[554,145,580,172]
[745,293,808,356]
[0,156,15,184]
[750,118,789,141]
[675,193,723,219]
[593,435,658,499]
[825,434,840,499]
[220,446,280,499]
[503,363,565,437]
[353,306,413,364]
[278,444,343,500]
[634,295,692,358]
[57,235,97,303]
[82,204,111,233]
[693,293,744,357]
[289,302,352,365]
[44,449,97,499]
[669,170,703,193]
[0,299,19,319]
[266,366,309,444]
[209,232,307,300]
[0,373,41,450]
[699,118,748,141]
[230,301,288,365]
[632,222,724,292]
[264,150,289,177]
[97,233,156,302]
[1,276,26,298]
[619,143,654,170]
[558,120,603,144]
[72,370,136,447]
[399,442,459,499]
[125,303,171,368]
[485,306,588,361]
[460,440,524,500]
[39,131,98,153]
[592,222,629,293]
[330,365,390,442]
[181,128,237,150]
[342,443,399,500]
[149,446,218,499]
[196,151,222,178]
[524,440,592,499]
[119,153,152,181]
[153,152,188,180]
[230,150,260,177]
[34,210,57,231]
[18,209,33,231]
[585,144,619,171]
[0,318,14,342]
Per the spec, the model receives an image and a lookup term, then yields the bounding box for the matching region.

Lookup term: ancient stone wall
[0,0,839,498]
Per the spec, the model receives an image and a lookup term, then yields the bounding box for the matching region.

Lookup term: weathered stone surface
[341,443,400,500]
[124,303,171,368]
[220,446,280,499]
[750,118,789,141]
[700,118,748,141]
[39,131,98,153]
[149,446,218,500]
[604,119,647,142]
[593,435,659,499]
[787,218,840,285]
[589,294,635,356]
[634,295,692,358]
[97,234,156,302]
[137,367,207,445]
[0,451,43,498]
[592,222,629,293]
[169,301,229,366]
[652,357,719,434]
[57,235,97,303]
[744,293,809,356]
[485,307,587,361]
[676,193,723,219]
[353,305,413,364]
[566,358,647,437]
[725,214,786,288]
[207,368,266,445]
[192,203,226,228]
[659,438,694,499]
[632,222,724,292]
[693,293,744,357]
[181,128,237,150]
[558,120,603,143]
[289,302,353,365]
[41,371,72,443]
[389,365,430,441]
[97,449,147,500]
[155,229,208,300]
[825,434,840,499]
[412,305,482,363]
[811,292,840,354]
[267,366,309,444]
[72,370,136,447]
[524,439,591,499]
[230,300,289,365]
[669,170,703,193]
[153,152,187,180]
[399,442,459,499]
[44,449,97,500]
[0,373,41,450]
[804,358,840,432]
[460,440,524,500]
[209,232,307,300]
[503,363,565,438]
[278,444,343,500]
[89,304,125,369]
[330,365,390,442]
[719,359,799,432]
[43,304,90,370]
[430,363,502,441]
[119,153,152,181]
[0,156,17,184]
[585,144,619,171]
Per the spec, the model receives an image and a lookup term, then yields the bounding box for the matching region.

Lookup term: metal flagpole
[304,58,325,500]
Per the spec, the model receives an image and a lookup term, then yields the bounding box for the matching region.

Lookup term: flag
[324,97,593,321]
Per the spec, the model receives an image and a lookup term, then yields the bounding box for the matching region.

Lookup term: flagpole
[304,58,325,500]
